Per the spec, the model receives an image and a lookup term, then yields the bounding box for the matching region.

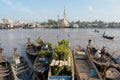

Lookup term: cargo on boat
[48,39,74,80]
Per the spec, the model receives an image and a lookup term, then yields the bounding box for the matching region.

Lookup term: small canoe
[26,42,38,57]
[103,32,114,40]
[103,35,114,40]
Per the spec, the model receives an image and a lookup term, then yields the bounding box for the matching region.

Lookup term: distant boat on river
[103,31,114,40]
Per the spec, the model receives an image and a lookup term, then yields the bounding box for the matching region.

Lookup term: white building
[2,18,13,28]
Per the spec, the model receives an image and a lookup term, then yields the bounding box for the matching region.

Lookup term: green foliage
[48,19,58,26]
[51,66,64,75]
[41,22,48,25]
[64,66,71,75]
[58,39,69,47]
[51,66,71,75]
[54,39,70,60]
[54,45,70,60]
[38,50,52,59]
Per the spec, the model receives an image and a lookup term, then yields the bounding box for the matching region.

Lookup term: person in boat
[94,50,101,60]
[87,39,97,55]
[101,46,108,55]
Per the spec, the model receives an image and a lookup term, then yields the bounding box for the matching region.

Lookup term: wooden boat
[87,40,120,79]
[11,48,40,80]
[103,35,114,40]
[48,39,74,80]
[34,42,53,74]
[103,32,114,40]
[74,45,102,80]
[26,38,38,57]
[0,48,14,80]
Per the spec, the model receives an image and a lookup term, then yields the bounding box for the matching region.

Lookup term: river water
[0,28,120,61]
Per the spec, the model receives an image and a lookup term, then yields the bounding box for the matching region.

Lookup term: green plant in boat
[54,39,70,60]
[51,65,71,75]
[38,50,52,59]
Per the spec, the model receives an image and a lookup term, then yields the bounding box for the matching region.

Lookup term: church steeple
[63,6,69,27]
[64,6,66,20]
[58,6,69,27]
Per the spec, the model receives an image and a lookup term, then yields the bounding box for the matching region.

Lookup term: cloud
[1,0,17,10]
[1,0,37,17]
[1,0,30,13]
[88,6,94,12]
[0,0,40,21]
[1,0,12,5]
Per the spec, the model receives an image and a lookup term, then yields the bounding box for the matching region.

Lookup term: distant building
[2,18,11,24]
[58,7,70,28]
[72,23,79,28]
[13,21,24,28]
[2,18,13,29]
[22,22,38,29]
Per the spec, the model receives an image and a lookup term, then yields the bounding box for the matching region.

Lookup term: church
[58,7,70,28]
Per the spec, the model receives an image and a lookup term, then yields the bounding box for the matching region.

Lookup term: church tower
[58,7,70,28]
[63,6,69,27]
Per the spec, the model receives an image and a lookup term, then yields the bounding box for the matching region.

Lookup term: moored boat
[34,41,53,79]
[0,48,14,80]
[87,39,120,79]
[11,48,39,80]
[26,38,38,57]
[48,39,74,80]
[74,45,102,80]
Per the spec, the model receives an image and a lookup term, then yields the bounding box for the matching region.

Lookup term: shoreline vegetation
[0,26,120,29]
[1,19,120,29]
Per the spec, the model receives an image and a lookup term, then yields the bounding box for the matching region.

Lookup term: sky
[0,0,120,22]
